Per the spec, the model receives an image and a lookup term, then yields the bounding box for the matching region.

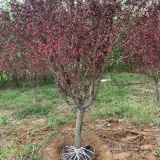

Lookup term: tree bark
[143,74,146,84]
[29,80,38,102]
[0,71,3,81]
[75,109,84,148]
[43,75,47,83]
[130,59,133,70]
[59,92,62,105]
[33,87,38,102]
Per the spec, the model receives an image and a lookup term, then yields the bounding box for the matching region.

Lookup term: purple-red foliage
[122,3,160,73]
[0,0,150,107]
[122,2,160,101]
[0,8,47,83]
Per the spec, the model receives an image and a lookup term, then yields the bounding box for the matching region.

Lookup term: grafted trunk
[75,109,84,148]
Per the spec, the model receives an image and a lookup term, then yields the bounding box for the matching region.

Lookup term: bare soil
[42,119,160,160]
[1,118,160,160]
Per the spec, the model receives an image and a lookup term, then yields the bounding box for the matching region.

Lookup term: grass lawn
[0,72,160,159]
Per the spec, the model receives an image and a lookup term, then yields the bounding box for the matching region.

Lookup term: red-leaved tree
[122,3,160,101]
[0,14,47,99]
[1,0,151,158]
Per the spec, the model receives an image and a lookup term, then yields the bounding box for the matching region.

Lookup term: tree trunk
[33,87,38,102]
[6,73,10,81]
[155,80,159,102]
[143,74,146,84]
[12,75,18,86]
[30,80,38,102]
[107,63,110,72]
[59,93,62,105]
[43,75,47,83]
[130,59,132,70]
[75,109,84,148]
[0,71,3,81]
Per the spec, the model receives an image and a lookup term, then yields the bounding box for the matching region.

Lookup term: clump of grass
[0,116,10,125]
[19,143,43,160]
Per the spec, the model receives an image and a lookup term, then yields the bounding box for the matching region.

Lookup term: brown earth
[42,119,160,160]
[1,118,160,160]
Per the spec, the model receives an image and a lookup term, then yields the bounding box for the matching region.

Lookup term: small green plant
[0,116,9,125]
[19,143,43,160]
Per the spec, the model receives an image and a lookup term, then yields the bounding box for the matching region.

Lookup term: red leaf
[46,29,51,33]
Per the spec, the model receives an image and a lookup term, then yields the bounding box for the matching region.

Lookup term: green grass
[0,140,43,160]
[93,72,159,126]
[0,79,76,159]
[0,72,160,159]
[0,116,10,125]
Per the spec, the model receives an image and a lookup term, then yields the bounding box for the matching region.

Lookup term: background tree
[122,3,160,102]
[0,14,47,99]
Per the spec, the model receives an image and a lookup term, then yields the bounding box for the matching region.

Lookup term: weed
[0,116,10,125]
[19,143,43,160]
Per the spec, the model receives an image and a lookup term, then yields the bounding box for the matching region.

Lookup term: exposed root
[61,145,95,160]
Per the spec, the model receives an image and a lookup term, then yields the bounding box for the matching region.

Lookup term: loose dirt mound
[42,119,160,160]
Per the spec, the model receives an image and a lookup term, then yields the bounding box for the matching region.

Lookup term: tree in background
[1,0,150,159]
[0,15,47,99]
[122,3,160,102]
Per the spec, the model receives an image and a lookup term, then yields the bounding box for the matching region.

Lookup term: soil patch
[42,119,160,160]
